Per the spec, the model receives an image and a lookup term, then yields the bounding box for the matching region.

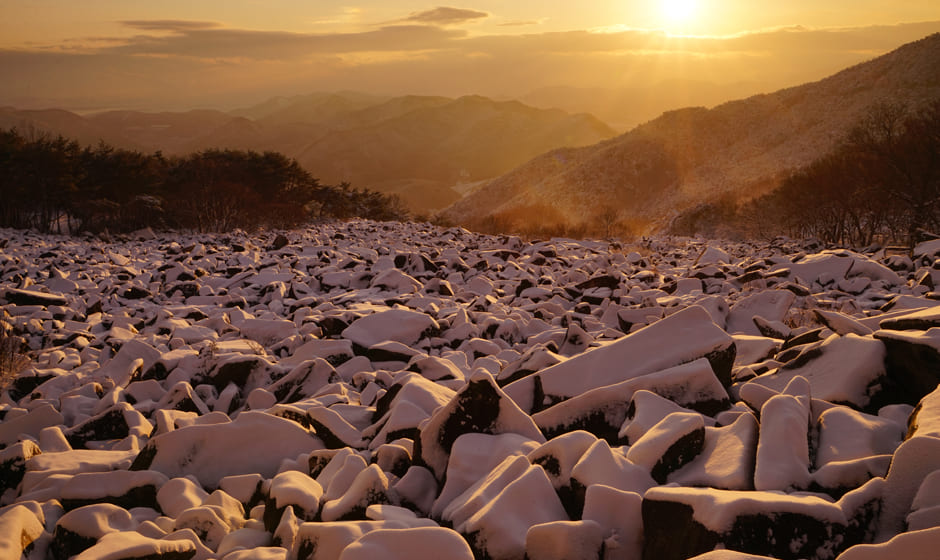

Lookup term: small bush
[0,328,29,392]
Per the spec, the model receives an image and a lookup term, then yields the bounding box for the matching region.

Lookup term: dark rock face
[875,331,940,404]
[60,483,161,512]
[704,344,737,389]
[650,426,706,484]
[271,234,290,250]
[433,376,500,453]
[417,373,544,479]
[642,486,881,560]
[7,373,56,401]
[206,355,264,390]
[50,526,97,560]
[3,287,67,306]
[65,405,132,448]
[642,500,719,560]
[0,440,41,494]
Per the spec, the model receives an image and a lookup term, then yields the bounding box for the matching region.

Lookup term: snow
[644,486,847,534]
[570,440,656,495]
[458,461,569,560]
[0,403,64,446]
[526,430,597,490]
[624,411,705,475]
[72,531,196,560]
[836,526,940,559]
[269,470,323,519]
[157,476,210,518]
[504,305,734,413]
[341,308,439,348]
[878,436,940,541]
[138,410,323,487]
[754,393,812,491]
[742,334,887,408]
[525,520,604,560]
[0,504,45,558]
[2,223,940,559]
[581,485,643,560]
[418,370,545,480]
[338,527,474,560]
[669,411,759,490]
[432,433,539,518]
[725,290,795,336]
[815,407,904,466]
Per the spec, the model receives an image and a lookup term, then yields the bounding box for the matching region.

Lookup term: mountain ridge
[441,32,940,232]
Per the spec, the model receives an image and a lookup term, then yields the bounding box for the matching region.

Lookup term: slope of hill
[441,33,940,232]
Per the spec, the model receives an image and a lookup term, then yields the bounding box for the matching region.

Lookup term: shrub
[0,327,29,393]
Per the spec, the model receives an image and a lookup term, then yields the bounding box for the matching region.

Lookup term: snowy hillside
[442,33,940,231]
[2,220,940,559]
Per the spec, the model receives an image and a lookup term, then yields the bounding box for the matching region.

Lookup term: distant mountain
[231,91,388,125]
[293,95,615,209]
[441,33,940,232]
[519,80,768,132]
[0,107,139,149]
[0,92,615,214]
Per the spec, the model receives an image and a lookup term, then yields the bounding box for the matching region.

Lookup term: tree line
[672,100,940,247]
[0,128,409,234]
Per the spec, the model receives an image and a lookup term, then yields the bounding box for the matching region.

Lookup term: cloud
[401,7,488,26]
[120,20,223,32]
[498,21,541,27]
[0,20,936,112]
[104,24,466,59]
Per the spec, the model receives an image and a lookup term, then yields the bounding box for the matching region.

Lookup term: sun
[659,0,699,28]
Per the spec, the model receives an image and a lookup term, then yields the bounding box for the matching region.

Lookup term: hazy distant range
[0,92,624,214]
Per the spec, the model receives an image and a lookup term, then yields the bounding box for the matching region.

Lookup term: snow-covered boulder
[642,480,883,560]
[130,411,323,487]
[504,305,735,414]
[742,334,888,411]
[416,371,544,481]
[875,328,940,405]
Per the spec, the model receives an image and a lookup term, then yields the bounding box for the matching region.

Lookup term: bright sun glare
[660,0,699,28]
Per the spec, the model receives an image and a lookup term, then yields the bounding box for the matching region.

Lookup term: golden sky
[1,1,938,111]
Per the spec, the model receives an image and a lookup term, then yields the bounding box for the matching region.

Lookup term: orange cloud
[401,7,489,26]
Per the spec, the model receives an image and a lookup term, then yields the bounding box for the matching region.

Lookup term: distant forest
[673,100,940,246]
[0,129,409,234]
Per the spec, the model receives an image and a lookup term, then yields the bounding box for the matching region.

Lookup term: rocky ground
[1,220,939,560]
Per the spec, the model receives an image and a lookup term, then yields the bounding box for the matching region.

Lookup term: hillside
[0,93,615,214]
[441,33,940,232]
[294,96,615,207]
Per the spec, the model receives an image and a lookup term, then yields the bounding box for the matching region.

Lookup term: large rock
[504,305,735,414]
[130,411,323,488]
[642,480,883,560]
[0,504,45,559]
[754,392,812,492]
[906,384,940,439]
[338,527,474,560]
[742,334,889,411]
[441,455,569,560]
[341,309,439,349]
[669,412,759,491]
[533,358,729,443]
[625,412,706,484]
[60,470,168,511]
[417,371,544,481]
[875,328,940,405]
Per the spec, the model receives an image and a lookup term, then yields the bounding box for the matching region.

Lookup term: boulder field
[1,220,939,559]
